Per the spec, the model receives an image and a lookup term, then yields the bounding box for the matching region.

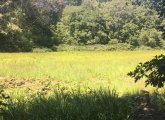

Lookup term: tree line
[0,0,165,52]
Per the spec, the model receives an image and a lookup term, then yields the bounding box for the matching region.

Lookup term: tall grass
[3,88,133,120]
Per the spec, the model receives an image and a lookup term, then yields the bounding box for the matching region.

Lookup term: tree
[0,0,33,52]
[0,0,59,52]
[128,54,165,88]
[132,0,165,18]
[131,0,165,40]
[55,0,163,47]
[137,28,163,48]
[19,0,62,48]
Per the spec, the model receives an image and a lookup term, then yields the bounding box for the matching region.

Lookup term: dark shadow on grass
[1,89,165,120]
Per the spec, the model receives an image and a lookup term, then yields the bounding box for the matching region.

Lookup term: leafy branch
[128,54,165,88]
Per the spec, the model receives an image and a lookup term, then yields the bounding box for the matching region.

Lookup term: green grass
[1,51,165,120]
[1,51,165,94]
[3,89,133,120]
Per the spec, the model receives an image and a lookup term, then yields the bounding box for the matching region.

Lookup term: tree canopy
[0,0,165,52]
[56,0,164,47]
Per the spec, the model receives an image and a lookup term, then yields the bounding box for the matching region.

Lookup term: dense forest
[0,0,165,52]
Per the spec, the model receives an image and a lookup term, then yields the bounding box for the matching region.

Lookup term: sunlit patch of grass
[0,51,165,96]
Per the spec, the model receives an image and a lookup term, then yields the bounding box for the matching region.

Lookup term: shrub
[33,47,53,53]
[108,43,134,51]
[0,33,33,52]
[108,39,119,45]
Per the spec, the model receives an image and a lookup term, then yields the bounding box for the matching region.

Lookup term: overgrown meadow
[1,0,165,119]
[1,51,165,120]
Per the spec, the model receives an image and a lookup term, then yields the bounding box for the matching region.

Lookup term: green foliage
[32,47,53,53]
[150,91,165,110]
[135,45,153,50]
[3,88,133,120]
[55,0,163,48]
[56,1,108,45]
[161,20,165,39]
[161,40,165,49]
[108,43,134,51]
[137,28,163,48]
[65,0,83,5]
[132,0,165,18]
[56,44,133,51]
[0,0,33,52]
[128,54,165,88]
[0,0,59,52]
[0,0,164,51]
[0,85,10,117]
[131,0,165,41]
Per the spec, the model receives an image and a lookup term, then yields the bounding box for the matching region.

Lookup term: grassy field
[1,51,165,120]
[1,51,165,93]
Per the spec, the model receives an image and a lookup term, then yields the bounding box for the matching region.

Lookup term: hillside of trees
[0,0,165,52]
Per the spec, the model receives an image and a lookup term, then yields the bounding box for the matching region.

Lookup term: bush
[135,45,153,50]
[108,39,119,45]
[0,33,33,52]
[0,85,10,116]
[56,44,134,51]
[33,48,53,53]
[161,40,165,49]
[108,43,134,51]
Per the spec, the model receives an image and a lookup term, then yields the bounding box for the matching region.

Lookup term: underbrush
[56,44,134,51]
[31,45,165,52]
[55,44,164,52]
[2,88,134,120]
[2,88,165,120]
